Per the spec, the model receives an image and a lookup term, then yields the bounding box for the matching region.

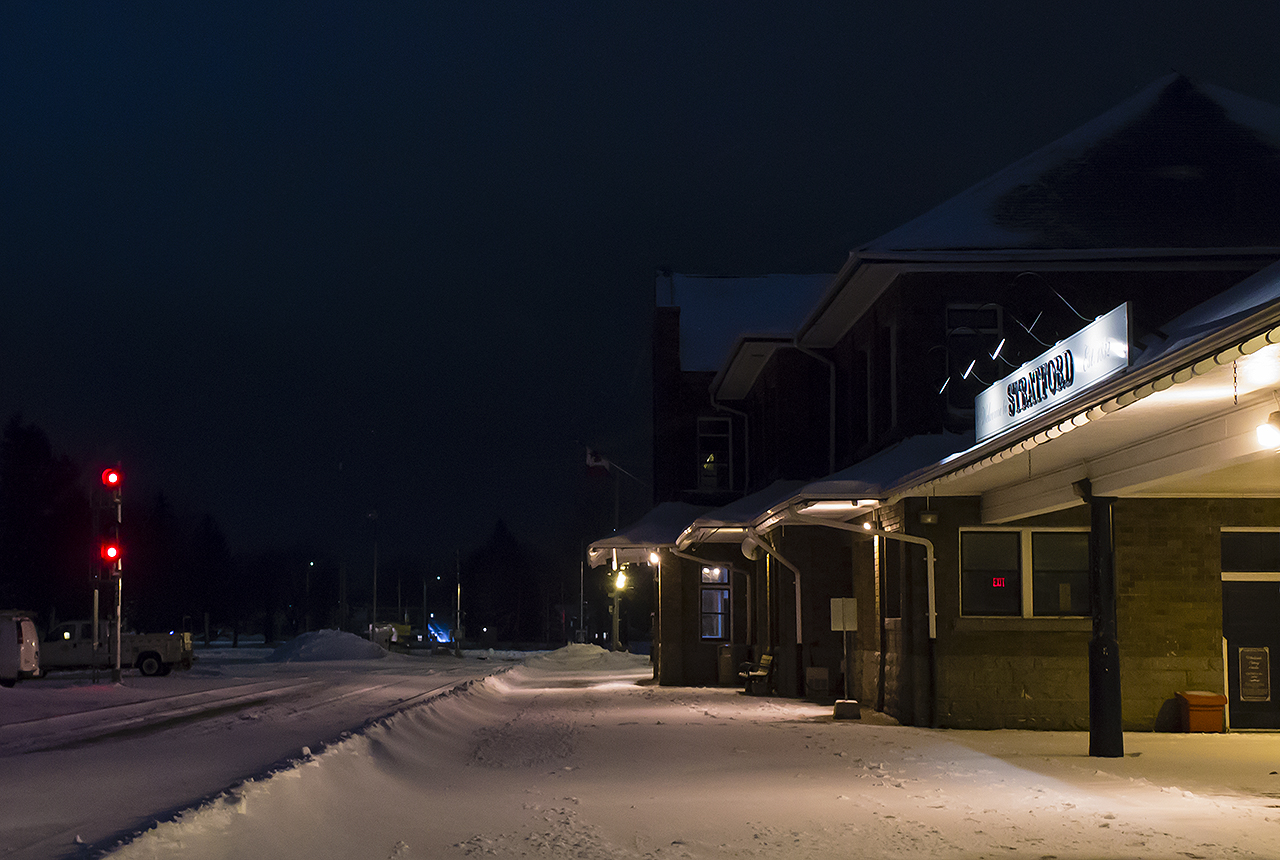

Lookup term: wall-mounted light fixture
[1258,410,1280,448]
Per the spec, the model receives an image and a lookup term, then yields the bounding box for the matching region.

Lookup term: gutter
[892,302,1280,500]
[710,395,750,492]
[794,342,837,474]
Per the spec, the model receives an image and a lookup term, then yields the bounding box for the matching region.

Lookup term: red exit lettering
[992,577,1006,588]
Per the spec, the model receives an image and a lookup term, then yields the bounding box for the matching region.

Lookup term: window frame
[699,564,731,641]
[696,416,732,492]
[1221,527,1280,580]
[959,526,1091,618]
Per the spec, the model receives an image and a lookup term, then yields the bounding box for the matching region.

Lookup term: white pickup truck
[41,620,194,676]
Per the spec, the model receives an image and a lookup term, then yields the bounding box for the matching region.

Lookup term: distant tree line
[0,414,623,647]
[0,414,335,641]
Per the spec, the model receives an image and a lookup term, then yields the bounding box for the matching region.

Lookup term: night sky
[3,3,1278,570]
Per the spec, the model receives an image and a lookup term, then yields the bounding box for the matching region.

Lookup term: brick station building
[595,74,1280,731]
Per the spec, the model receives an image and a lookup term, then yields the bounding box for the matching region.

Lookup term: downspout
[794,343,837,475]
[711,396,749,492]
[788,508,938,728]
[745,527,804,699]
[745,528,802,647]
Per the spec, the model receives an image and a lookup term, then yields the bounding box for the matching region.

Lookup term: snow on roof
[1130,257,1280,369]
[869,74,1280,253]
[798,432,976,500]
[589,501,711,552]
[657,272,833,372]
[685,480,807,530]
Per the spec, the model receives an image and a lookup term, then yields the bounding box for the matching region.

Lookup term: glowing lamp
[101,468,122,489]
[1258,411,1280,448]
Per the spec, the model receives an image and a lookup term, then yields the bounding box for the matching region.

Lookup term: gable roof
[877,74,1280,253]
[657,272,832,372]
[799,75,1280,349]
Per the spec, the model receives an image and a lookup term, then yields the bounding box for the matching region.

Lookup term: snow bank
[264,630,388,663]
[520,642,650,672]
[107,644,1280,860]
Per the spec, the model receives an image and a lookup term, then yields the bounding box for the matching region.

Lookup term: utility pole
[368,510,378,639]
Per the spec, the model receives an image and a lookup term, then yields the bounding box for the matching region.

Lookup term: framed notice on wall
[1239,647,1271,702]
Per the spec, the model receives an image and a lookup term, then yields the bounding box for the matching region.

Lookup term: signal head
[101,468,122,489]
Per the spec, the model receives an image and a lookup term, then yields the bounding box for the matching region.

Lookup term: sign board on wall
[976,303,1131,443]
[830,597,857,632]
[1240,646,1271,702]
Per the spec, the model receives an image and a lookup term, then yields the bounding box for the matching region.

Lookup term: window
[961,531,1021,615]
[945,303,1004,413]
[697,417,732,492]
[1032,532,1090,615]
[960,528,1090,617]
[700,565,729,639]
[1222,529,1280,573]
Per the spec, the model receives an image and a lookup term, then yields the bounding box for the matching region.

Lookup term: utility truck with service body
[41,620,193,676]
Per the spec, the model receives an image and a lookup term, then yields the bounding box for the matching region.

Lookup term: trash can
[1176,690,1228,732]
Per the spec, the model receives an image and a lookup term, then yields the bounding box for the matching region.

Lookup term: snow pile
[264,630,388,663]
[521,642,650,672]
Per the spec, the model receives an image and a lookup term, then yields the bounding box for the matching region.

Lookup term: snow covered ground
[6,636,1280,858]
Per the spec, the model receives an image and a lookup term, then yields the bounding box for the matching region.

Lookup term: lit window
[697,417,731,491]
[960,528,1090,617]
[701,587,729,639]
[700,565,730,639]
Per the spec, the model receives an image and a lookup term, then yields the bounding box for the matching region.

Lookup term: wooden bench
[738,652,775,695]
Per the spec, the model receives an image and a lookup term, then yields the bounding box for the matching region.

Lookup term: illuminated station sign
[976,303,1131,443]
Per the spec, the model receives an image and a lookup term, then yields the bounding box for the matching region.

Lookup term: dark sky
[3,3,1278,569]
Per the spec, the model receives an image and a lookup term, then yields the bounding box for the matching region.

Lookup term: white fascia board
[981,463,1089,524]
[1088,405,1275,497]
[711,337,788,401]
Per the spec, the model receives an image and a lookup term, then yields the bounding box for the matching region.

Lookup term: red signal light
[101,542,121,563]
[101,468,122,489]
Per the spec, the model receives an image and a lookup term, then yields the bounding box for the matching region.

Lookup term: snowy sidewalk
[101,644,1280,859]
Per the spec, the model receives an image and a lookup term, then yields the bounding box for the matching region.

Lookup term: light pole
[368,510,378,639]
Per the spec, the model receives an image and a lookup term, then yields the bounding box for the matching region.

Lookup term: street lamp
[610,565,630,651]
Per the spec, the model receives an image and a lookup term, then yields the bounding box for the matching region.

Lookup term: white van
[0,612,41,687]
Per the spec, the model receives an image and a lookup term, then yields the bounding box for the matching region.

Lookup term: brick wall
[1113,498,1280,729]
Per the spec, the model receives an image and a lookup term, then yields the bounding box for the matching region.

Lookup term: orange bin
[1176,691,1228,732]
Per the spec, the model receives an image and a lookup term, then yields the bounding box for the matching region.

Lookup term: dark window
[1222,531,1280,572]
[945,303,1004,413]
[960,531,1021,615]
[1032,532,1090,616]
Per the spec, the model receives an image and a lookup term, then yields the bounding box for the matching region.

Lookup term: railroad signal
[97,465,123,576]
